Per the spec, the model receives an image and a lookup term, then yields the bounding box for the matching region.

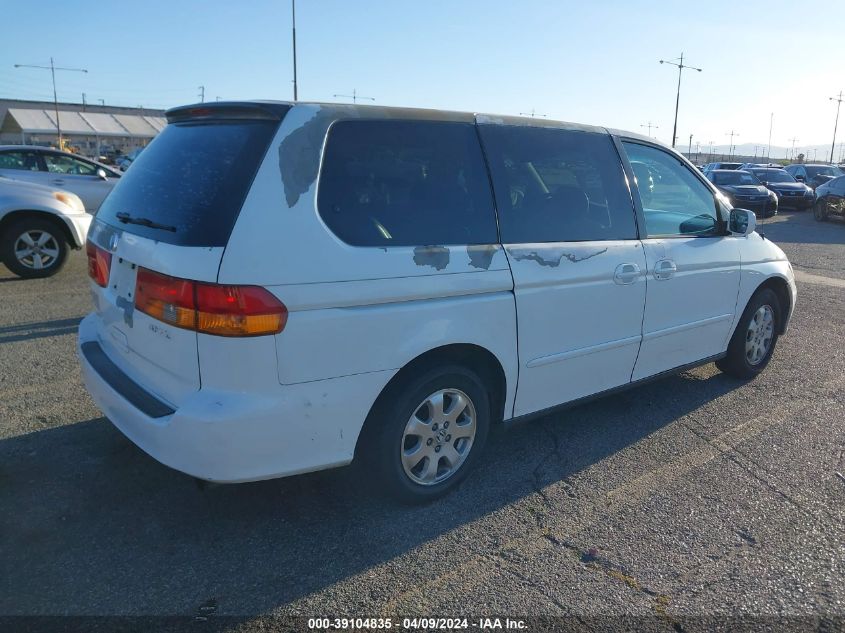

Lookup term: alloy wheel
[745,305,775,366]
[14,230,60,270]
[400,388,477,486]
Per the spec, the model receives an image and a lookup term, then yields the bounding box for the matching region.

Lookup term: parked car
[813,175,845,221]
[0,175,91,278]
[748,167,815,209]
[115,147,144,172]
[702,162,742,174]
[784,163,844,190]
[78,102,796,502]
[706,169,778,218]
[0,145,121,212]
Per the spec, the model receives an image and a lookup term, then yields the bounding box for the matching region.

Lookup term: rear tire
[359,364,490,503]
[716,288,781,380]
[1,217,69,279]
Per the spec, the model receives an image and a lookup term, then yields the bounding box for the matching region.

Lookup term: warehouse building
[0,99,167,158]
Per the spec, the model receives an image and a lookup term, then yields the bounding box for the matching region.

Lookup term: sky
[2,0,844,157]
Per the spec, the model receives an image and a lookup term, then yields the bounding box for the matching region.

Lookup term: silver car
[0,175,91,278]
[0,145,121,212]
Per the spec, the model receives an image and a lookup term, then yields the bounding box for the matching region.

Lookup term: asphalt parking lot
[1,210,843,630]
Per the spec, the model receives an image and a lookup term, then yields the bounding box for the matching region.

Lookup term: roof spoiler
[165,102,291,123]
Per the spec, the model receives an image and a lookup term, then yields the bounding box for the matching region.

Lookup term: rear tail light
[135,268,287,337]
[86,241,112,287]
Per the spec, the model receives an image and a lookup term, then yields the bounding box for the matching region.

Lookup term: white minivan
[78,102,796,501]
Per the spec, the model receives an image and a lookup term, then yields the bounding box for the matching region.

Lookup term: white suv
[78,102,797,501]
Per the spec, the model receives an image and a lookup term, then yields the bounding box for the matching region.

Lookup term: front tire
[814,200,829,222]
[716,288,781,379]
[360,365,490,503]
[1,218,69,278]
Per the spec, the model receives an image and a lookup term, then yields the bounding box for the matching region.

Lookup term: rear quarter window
[96,118,281,247]
[317,120,498,246]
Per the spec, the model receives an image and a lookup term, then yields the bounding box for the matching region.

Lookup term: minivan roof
[165,100,653,142]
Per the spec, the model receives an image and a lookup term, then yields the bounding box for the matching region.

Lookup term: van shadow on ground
[0,367,743,619]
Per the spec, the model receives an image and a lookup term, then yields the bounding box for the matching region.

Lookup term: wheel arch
[0,210,77,248]
[354,343,508,459]
[754,275,792,335]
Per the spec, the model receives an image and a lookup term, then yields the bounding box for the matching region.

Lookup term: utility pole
[82,92,87,111]
[15,58,88,148]
[198,85,205,102]
[766,112,773,164]
[291,0,298,100]
[659,52,702,148]
[688,134,693,157]
[333,89,374,104]
[708,141,714,162]
[519,109,547,118]
[640,121,658,137]
[99,98,105,106]
[788,137,799,161]
[829,91,843,164]
[726,130,739,159]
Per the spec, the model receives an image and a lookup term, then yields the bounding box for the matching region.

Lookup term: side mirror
[96,168,108,180]
[729,208,757,236]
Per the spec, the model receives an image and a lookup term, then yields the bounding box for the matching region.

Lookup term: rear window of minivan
[96,119,281,247]
[317,120,498,246]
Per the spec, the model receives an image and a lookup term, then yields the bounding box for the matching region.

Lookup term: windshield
[753,169,795,183]
[713,171,760,186]
[96,118,282,246]
[806,165,844,178]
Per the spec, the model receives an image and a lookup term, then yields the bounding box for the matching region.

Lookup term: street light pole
[15,57,87,148]
[829,91,843,164]
[659,52,702,148]
[292,0,298,100]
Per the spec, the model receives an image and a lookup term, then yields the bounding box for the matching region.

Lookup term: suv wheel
[716,288,781,379]
[361,365,490,503]
[1,218,69,279]
[814,200,829,222]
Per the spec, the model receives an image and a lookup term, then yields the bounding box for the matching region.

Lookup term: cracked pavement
[0,209,843,628]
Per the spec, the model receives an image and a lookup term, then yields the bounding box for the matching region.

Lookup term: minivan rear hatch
[87,102,288,405]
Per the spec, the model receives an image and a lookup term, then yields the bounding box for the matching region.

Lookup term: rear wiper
[115,212,176,232]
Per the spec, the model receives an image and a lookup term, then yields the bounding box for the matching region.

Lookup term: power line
[640,121,658,137]
[333,88,374,104]
[14,58,88,148]
[519,109,547,118]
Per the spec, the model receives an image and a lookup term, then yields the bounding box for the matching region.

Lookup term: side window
[479,126,637,243]
[0,151,41,171]
[622,141,720,237]
[317,120,497,246]
[43,154,97,176]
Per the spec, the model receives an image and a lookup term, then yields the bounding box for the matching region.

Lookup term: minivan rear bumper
[77,314,394,482]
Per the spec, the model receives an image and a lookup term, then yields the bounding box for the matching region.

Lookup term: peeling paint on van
[467,244,499,270]
[508,247,608,268]
[277,108,335,208]
[413,246,450,270]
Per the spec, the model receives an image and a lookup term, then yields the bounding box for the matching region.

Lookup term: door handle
[614,262,640,285]
[653,259,677,280]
